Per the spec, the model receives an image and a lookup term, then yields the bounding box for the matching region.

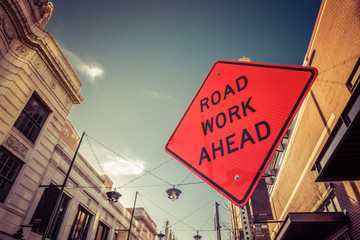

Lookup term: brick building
[0,0,157,239]
[230,0,360,239]
[268,0,360,239]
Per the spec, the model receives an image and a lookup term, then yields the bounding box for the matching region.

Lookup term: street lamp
[106,190,122,203]
[166,186,182,200]
[193,231,202,239]
[157,231,165,240]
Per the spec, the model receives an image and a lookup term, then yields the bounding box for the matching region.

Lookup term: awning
[275,212,350,240]
[313,86,360,181]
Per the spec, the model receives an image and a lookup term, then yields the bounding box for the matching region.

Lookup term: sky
[45,1,321,239]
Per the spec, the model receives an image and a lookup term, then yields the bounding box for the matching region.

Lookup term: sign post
[165,60,317,206]
[240,204,253,240]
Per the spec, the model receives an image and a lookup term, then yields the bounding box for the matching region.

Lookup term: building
[269,0,360,239]
[0,0,157,239]
[128,208,157,240]
[230,0,360,239]
[229,186,271,240]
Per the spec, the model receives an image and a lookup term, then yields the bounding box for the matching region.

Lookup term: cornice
[0,0,83,104]
[6,134,29,157]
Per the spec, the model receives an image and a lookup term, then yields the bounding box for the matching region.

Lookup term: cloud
[142,89,173,100]
[62,48,104,84]
[79,141,145,177]
[102,156,145,176]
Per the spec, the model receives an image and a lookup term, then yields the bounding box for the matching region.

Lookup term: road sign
[165,60,317,206]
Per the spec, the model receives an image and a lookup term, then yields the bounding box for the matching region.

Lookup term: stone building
[130,208,157,240]
[230,0,360,239]
[0,0,157,239]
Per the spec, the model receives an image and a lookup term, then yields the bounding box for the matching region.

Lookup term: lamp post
[41,132,85,240]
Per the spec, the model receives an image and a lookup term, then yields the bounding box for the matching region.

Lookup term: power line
[138,192,196,231]
[168,229,215,232]
[200,212,214,231]
[85,133,105,175]
[58,181,203,190]
[170,195,221,229]
[117,158,174,189]
[85,134,174,186]
[178,172,192,186]
[121,181,204,188]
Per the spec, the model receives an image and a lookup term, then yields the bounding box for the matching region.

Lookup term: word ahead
[165,60,317,206]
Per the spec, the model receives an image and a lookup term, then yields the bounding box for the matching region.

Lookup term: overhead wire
[120,181,204,188]
[117,157,174,189]
[199,212,214,231]
[81,134,221,236]
[56,181,204,190]
[169,195,221,229]
[138,194,150,214]
[177,172,192,187]
[85,133,105,175]
[170,229,215,232]
[85,134,174,187]
[138,192,196,231]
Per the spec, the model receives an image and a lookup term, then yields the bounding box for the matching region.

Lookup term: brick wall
[333,181,360,239]
[269,0,360,238]
[309,0,360,238]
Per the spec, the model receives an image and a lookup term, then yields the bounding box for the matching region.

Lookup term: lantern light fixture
[193,231,202,240]
[157,231,165,240]
[106,190,122,203]
[166,186,182,200]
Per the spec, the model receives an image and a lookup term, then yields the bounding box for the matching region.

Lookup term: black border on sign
[165,60,317,205]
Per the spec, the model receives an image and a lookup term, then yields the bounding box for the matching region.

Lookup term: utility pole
[42,132,85,240]
[127,191,138,240]
[214,202,221,240]
[165,220,169,240]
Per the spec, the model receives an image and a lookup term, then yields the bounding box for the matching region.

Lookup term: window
[0,147,23,202]
[273,150,284,170]
[31,186,70,239]
[68,205,92,240]
[322,195,341,212]
[346,57,360,93]
[255,224,263,236]
[95,221,110,240]
[318,190,342,213]
[14,94,50,143]
[266,117,298,194]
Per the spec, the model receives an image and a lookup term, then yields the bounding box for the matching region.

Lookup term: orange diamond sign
[165,60,317,206]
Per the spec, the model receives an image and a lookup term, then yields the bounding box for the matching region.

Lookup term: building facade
[0,0,157,239]
[130,208,157,240]
[230,0,360,239]
[269,0,360,239]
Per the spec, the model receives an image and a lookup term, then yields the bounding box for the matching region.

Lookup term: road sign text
[199,75,270,165]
